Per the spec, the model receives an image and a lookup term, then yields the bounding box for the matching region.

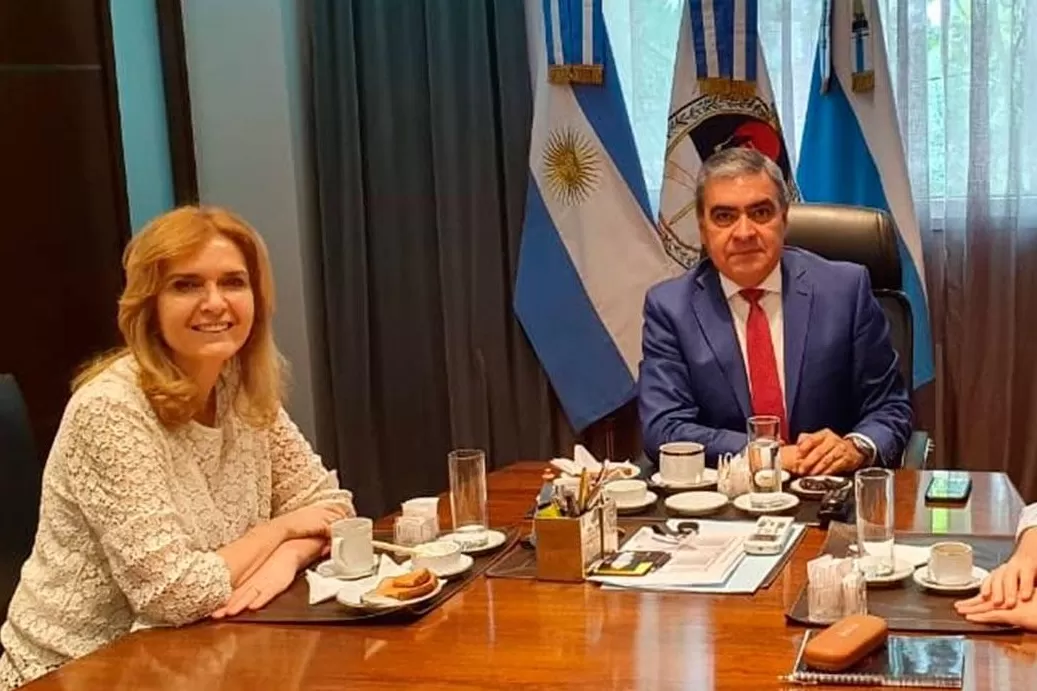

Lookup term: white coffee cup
[659,441,705,484]
[412,541,462,574]
[604,479,648,506]
[331,517,374,577]
[928,541,974,585]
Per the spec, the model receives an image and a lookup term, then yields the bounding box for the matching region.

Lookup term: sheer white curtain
[607,0,1037,499]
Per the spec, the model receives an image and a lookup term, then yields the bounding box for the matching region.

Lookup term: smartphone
[924,471,972,503]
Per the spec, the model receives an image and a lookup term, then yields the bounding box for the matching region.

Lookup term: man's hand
[796,429,864,476]
[779,445,804,475]
[953,595,1037,630]
[212,548,300,619]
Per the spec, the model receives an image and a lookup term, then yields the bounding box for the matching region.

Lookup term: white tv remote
[744,516,795,555]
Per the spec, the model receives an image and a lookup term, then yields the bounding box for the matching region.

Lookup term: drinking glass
[855,467,895,577]
[448,448,488,543]
[747,415,782,508]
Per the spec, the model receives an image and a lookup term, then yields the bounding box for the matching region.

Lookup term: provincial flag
[658,0,797,269]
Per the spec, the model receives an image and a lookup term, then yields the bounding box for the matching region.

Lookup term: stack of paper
[592,519,805,594]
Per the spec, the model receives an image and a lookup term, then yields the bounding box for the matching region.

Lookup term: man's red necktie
[740,288,787,441]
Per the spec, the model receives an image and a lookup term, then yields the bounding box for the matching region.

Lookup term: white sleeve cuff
[1018,503,1037,540]
[846,433,879,467]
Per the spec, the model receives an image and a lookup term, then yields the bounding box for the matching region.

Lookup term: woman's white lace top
[0,357,352,688]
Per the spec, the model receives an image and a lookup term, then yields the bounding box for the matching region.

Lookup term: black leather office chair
[784,203,931,469]
[0,375,42,642]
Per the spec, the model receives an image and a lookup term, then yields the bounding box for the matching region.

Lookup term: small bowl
[411,540,462,573]
[604,479,648,505]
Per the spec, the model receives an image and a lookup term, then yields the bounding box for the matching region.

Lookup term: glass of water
[855,467,895,578]
[747,415,782,509]
[448,448,488,546]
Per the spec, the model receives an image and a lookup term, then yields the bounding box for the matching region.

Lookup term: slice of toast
[373,568,437,600]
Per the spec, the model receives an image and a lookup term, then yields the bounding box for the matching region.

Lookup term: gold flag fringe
[852,71,874,93]
[548,64,604,85]
[698,78,757,99]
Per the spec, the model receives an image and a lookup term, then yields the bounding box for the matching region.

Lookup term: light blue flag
[514,0,677,432]
[798,0,934,388]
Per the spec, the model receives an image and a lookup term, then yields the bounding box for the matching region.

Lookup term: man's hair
[694,147,790,218]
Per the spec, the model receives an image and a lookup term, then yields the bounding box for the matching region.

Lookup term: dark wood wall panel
[0,0,129,454]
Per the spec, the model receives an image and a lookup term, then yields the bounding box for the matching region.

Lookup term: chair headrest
[784,203,902,291]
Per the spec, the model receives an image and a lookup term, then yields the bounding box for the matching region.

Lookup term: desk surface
[23,464,1035,690]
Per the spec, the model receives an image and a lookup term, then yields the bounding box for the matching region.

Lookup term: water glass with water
[448,448,488,542]
[747,415,782,509]
[855,467,895,578]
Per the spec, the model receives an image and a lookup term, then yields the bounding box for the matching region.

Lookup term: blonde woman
[0,206,354,688]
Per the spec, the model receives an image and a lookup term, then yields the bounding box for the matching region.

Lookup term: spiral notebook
[784,631,965,687]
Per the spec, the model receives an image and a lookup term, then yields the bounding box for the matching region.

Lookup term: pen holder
[534,497,618,582]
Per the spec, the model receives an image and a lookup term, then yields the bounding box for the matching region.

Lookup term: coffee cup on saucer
[411,541,463,573]
[331,517,375,578]
[604,479,648,506]
[928,541,974,586]
[659,442,705,485]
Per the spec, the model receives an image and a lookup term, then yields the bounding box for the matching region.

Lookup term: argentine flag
[798,0,934,388]
[515,0,676,431]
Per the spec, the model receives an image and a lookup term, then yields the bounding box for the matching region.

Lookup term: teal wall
[110,0,175,233]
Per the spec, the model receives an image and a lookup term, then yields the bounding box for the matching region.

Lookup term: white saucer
[732,491,800,515]
[650,468,719,490]
[665,491,729,516]
[614,490,658,513]
[439,529,507,555]
[789,475,850,498]
[862,558,916,585]
[408,554,474,579]
[338,577,446,610]
[315,555,379,580]
[913,565,989,593]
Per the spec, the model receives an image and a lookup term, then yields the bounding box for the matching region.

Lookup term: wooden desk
[22,464,1035,690]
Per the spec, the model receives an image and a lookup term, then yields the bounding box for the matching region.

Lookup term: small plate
[732,491,800,515]
[650,468,719,490]
[789,475,850,498]
[338,577,446,610]
[861,558,916,586]
[614,490,658,514]
[439,529,508,555]
[408,554,474,579]
[314,555,379,580]
[913,565,989,593]
[664,491,729,516]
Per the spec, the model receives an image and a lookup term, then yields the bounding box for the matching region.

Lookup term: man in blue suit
[639,148,911,474]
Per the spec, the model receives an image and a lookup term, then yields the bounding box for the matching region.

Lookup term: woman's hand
[954,595,1037,630]
[273,502,349,540]
[212,548,300,618]
[957,550,1037,611]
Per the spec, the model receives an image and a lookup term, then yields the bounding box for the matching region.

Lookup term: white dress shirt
[1019,503,1037,539]
[719,264,785,398]
[718,263,878,463]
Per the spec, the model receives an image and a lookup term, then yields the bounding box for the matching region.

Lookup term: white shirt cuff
[846,433,879,467]
[1018,503,1037,540]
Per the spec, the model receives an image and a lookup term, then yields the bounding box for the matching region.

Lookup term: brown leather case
[802,614,889,672]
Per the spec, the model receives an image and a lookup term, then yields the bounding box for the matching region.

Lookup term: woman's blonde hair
[74,205,284,427]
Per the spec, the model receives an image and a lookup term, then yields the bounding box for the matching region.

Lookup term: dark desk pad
[232,526,519,625]
[785,528,1020,634]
